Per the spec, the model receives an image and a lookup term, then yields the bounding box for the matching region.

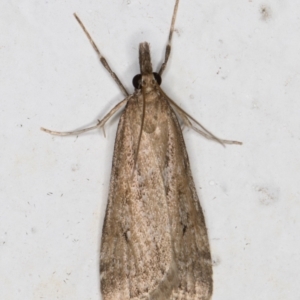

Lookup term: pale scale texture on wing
[100,89,212,300]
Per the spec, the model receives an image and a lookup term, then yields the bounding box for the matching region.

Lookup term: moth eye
[132,74,142,89]
[153,72,162,85]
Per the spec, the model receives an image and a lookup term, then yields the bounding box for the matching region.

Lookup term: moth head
[132,72,161,90]
[133,42,162,90]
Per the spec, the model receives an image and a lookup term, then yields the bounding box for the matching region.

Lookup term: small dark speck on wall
[260,5,272,21]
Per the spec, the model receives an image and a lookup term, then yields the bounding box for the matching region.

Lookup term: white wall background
[1,0,299,299]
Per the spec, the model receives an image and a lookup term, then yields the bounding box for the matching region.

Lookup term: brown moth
[41,0,241,299]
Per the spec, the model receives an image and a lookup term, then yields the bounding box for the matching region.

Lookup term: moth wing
[100,94,213,300]
[100,98,177,300]
[163,101,213,300]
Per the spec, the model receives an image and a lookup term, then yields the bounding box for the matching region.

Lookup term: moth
[41,0,241,299]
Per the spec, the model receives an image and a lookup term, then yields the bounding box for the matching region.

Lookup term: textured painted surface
[1,0,300,299]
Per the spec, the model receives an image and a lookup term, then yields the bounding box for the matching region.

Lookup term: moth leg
[73,13,129,97]
[41,97,129,136]
[175,105,241,145]
[160,88,242,145]
[158,0,180,76]
[184,116,242,145]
